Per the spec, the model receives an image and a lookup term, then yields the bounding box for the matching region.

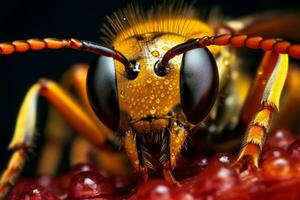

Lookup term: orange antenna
[160,34,300,70]
[0,38,134,77]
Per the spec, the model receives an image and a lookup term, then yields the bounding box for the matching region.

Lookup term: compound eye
[180,47,219,124]
[87,56,120,131]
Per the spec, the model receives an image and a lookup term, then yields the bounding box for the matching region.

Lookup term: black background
[0,0,299,175]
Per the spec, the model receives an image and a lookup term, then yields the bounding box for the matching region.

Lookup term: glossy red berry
[265,129,294,150]
[262,156,298,180]
[186,163,239,197]
[136,180,175,200]
[8,184,58,200]
[68,171,114,199]
[193,155,209,168]
[261,147,287,161]
[210,153,236,166]
[288,139,300,163]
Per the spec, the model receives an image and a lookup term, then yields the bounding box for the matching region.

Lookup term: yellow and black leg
[37,64,119,175]
[0,79,112,199]
[62,65,127,175]
[235,53,288,168]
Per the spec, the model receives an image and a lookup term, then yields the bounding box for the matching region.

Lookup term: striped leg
[0,79,110,199]
[235,53,288,168]
[37,64,117,175]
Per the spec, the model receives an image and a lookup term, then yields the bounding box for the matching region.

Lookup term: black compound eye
[87,56,120,131]
[180,47,219,124]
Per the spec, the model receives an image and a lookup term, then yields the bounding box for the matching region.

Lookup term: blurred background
[0,0,300,176]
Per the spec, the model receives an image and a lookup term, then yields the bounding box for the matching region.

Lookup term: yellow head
[87,4,222,172]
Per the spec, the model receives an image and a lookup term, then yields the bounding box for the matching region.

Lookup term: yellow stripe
[9,84,40,149]
[262,54,289,110]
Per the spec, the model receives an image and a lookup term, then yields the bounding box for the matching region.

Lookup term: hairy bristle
[100,1,200,45]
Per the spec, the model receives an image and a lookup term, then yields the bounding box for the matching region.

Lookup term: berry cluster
[7,129,300,200]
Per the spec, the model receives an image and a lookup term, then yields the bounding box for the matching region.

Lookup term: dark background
[0,0,300,175]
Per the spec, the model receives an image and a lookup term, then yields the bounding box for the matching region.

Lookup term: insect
[1,2,300,199]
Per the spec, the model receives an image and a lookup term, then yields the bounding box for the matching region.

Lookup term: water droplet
[150,106,156,115]
[156,99,160,104]
[161,93,165,98]
[162,46,169,51]
[147,78,152,84]
[150,94,155,99]
[168,87,173,91]
[120,91,125,99]
[151,50,160,57]
[155,81,159,85]
[164,80,169,85]
[163,107,168,112]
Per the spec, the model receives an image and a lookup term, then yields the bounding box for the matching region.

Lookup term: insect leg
[235,53,288,168]
[37,64,118,175]
[0,79,112,198]
[63,65,127,175]
[239,52,279,133]
[122,130,149,181]
[272,66,300,132]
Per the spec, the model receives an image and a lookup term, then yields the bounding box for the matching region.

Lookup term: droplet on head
[163,106,168,112]
[151,50,160,57]
[120,91,125,99]
[150,106,156,115]
[162,46,170,51]
[147,78,153,84]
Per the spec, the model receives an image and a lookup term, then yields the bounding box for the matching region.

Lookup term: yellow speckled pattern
[115,34,185,121]
[108,10,225,180]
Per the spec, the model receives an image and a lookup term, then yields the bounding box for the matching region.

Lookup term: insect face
[86,31,220,171]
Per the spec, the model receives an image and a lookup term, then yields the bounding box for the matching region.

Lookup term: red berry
[186,163,239,197]
[69,162,98,176]
[210,153,236,166]
[261,147,287,161]
[288,139,300,163]
[136,180,174,200]
[8,184,58,200]
[262,156,298,180]
[265,129,294,150]
[54,162,99,190]
[68,171,114,198]
[193,155,209,168]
